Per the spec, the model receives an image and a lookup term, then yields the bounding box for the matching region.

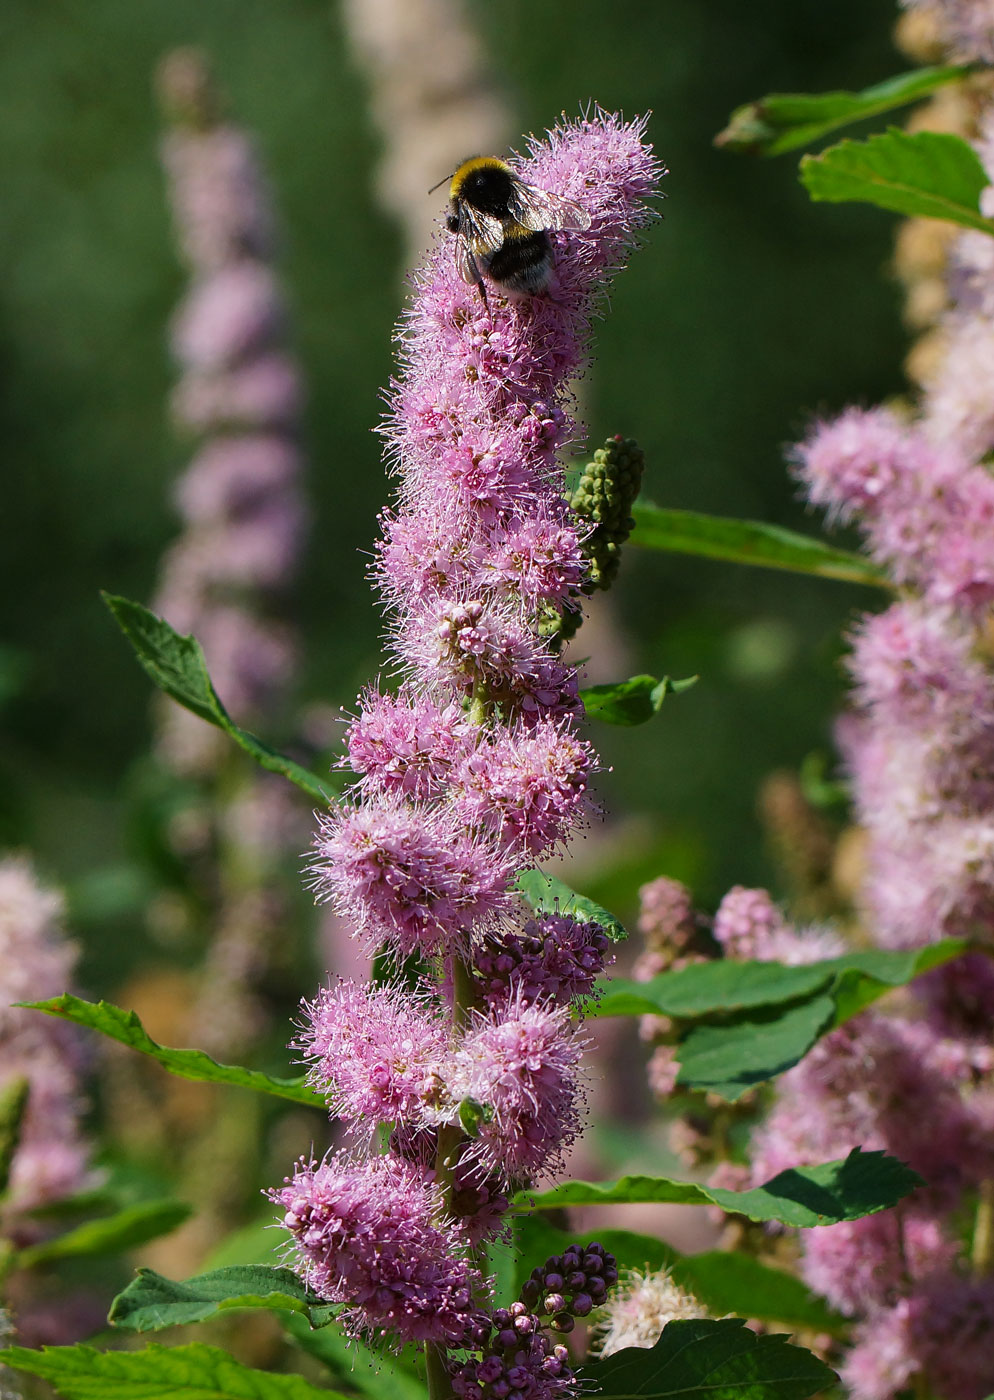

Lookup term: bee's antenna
[427,173,452,196]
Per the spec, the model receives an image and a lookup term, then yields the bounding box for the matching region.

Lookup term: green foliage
[717,65,970,155]
[581,1318,836,1400]
[15,1200,191,1270]
[580,673,698,725]
[0,1077,29,1195]
[102,594,338,805]
[801,128,994,232]
[109,1265,335,1331]
[677,995,837,1099]
[630,504,888,586]
[593,941,967,1097]
[22,995,325,1107]
[0,1343,349,1400]
[514,868,627,940]
[515,1147,922,1226]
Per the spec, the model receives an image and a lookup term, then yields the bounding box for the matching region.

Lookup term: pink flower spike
[296,979,449,1134]
[454,998,586,1182]
[310,794,515,957]
[272,1151,484,1345]
[452,718,597,859]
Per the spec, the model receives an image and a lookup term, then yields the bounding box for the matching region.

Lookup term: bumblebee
[441,156,590,300]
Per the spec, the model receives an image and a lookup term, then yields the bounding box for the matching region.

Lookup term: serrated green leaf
[516,1148,922,1227]
[581,1318,836,1400]
[717,65,970,156]
[580,673,697,726]
[109,1265,334,1331]
[22,995,324,1108]
[102,594,337,805]
[801,127,994,233]
[630,504,888,587]
[676,994,837,1100]
[0,1343,349,1400]
[15,1200,191,1270]
[515,869,627,941]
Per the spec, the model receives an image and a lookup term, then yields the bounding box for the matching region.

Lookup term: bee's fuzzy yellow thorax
[449,155,513,200]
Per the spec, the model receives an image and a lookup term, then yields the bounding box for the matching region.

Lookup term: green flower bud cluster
[546,435,645,647]
[571,434,645,590]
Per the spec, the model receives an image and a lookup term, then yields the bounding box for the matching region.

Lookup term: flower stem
[426,1343,455,1400]
[972,1177,994,1276]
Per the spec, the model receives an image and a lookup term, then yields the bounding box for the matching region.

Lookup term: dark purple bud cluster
[450,1241,618,1400]
[475,915,613,1010]
[450,1302,575,1400]
[518,1240,618,1330]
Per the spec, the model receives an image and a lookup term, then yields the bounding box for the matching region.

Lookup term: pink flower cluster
[153,50,306,776]
[901,0,994,63]
[271,109,662,1364]
[0,858,91,1225]
[741,99,994,1394]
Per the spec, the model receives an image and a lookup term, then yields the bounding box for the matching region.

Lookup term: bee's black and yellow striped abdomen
[484,225,552,295]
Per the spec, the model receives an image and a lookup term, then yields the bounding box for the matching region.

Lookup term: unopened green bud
[569,435,646,592]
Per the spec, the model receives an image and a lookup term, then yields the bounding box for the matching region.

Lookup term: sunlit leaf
[103,593,337,804]
[630,504,887,586]
[22,995,324,1108]
[717,65,970,156]
[801,128,994,233]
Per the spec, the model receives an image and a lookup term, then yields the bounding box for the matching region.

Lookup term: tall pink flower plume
[275,108,663,1369]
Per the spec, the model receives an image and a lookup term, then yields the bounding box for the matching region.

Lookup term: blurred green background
[1,0,905,985]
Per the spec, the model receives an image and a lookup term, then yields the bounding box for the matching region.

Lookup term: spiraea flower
[296,979,449,1134]
[310,795,516,958]
[454,999,586,1182]
[272,1152,484,1344]
[0,857,91,1220]
[275,109,663,1366]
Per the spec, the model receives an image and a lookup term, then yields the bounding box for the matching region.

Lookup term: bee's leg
[475,277,490,315]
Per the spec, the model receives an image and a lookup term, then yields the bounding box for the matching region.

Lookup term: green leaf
[630,504,888,587]
[15,1200,191,1270]
[0,1342,348,1400]
[102,594,337,805]
[582,1318,836,1400]
[801,127,994,233]
[676,994,837,1100]
[109,1265,335,1331]
[0,1077,29,1196]
[516,1148,922,1226]
[593,941,967,1097]
[670,1253,845,1335]
[717,65,970,156]
[593,959,835,1020]
[22,995,325,1108]
[514,868,627,941]
[580,673,698,726]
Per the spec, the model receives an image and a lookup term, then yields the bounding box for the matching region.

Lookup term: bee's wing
[507,179,592,233]
[453,233,483,285]
[459,203,506,254]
